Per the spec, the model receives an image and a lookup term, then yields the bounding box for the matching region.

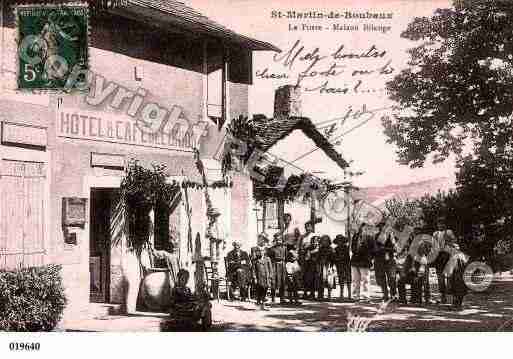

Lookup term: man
[398,241,431,306]
[432,217,457,304]
[350,223,376,302]
[225,241,250,301]
[300,221,319,265]
[374,225,398,302]
[269,233,288,304]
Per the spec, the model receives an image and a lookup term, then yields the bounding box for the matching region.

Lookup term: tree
[383,196,424,229]
[416,190,469,236]
[384,0,513,167]
[455,122,513,239]
[385,0,513,255]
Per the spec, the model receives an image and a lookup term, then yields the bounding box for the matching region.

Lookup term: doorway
[89,188,117,303]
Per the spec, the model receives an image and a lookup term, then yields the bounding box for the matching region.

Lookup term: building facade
[0,1,277,319]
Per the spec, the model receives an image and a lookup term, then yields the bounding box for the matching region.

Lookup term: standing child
[286,249,302,305]
[252,247,273,310]
[269,234,288,304]
[333,235,351,301]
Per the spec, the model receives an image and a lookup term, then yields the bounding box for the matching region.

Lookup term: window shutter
[0,160,46,269]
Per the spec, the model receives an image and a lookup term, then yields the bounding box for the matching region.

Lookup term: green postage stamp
[16,3,89,91]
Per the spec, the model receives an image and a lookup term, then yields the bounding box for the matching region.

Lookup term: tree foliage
[455,120,513,231]
[385,190,512,267]
[383,196,424,229]
[384,0,513,263]
[118,161,180,259]
[385,0,513,167]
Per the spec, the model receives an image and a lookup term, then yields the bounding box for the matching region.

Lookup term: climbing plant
[117,160,179,263]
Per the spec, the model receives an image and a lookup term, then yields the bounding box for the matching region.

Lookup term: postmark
[15,3,89,91]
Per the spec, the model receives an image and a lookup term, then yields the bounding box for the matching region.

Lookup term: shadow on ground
[191,278,513,332]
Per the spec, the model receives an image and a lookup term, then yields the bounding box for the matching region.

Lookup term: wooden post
[262,201,267,234]
[310,196,316,232]
[277,199,285,233]
[221,46,229,129]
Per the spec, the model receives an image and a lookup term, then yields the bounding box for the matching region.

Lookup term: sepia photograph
[0,1,513,350]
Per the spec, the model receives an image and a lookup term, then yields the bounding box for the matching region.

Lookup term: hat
[273,233,283,243]
[333,234,348,245]
[320,235,331,247]
[257,232,269,242]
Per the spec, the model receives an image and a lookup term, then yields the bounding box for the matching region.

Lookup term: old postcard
[1,0,513,348]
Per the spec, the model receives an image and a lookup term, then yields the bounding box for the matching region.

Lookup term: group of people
[224,215,470,311]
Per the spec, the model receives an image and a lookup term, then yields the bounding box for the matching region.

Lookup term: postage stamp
[15,3,89,91]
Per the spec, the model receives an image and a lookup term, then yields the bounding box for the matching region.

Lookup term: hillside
[354,177,456,208]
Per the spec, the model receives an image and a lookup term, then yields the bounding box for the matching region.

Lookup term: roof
[251,115,349,170]
[115,0,280,52]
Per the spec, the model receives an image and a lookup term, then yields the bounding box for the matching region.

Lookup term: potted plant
[117,160,178,313]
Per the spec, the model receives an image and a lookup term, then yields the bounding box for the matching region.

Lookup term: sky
[188,0,456,187]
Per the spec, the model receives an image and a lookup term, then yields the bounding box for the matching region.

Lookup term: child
[169,269,212,329]
[286,249,302,305]
[333,234,351,301]
[269,234,288,304]
[252,247,273,310]
[398,240,430,306]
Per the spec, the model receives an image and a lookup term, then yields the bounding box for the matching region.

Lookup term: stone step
[87,303,124,317]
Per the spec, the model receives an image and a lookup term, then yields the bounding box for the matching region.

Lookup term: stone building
[0,1,277,319]
[248,86,350,239]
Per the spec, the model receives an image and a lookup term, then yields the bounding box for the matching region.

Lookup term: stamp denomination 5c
[16,3,89,91]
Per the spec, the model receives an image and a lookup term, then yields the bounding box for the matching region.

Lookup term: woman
[333,234,351,301]
[303,236,320,299]
[316,235,335,300]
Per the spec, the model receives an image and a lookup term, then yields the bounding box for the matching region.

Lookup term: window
[257,200,281,233]
[0,159,47,269]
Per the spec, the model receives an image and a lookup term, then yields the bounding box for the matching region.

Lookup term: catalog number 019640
[9,342,41,351]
